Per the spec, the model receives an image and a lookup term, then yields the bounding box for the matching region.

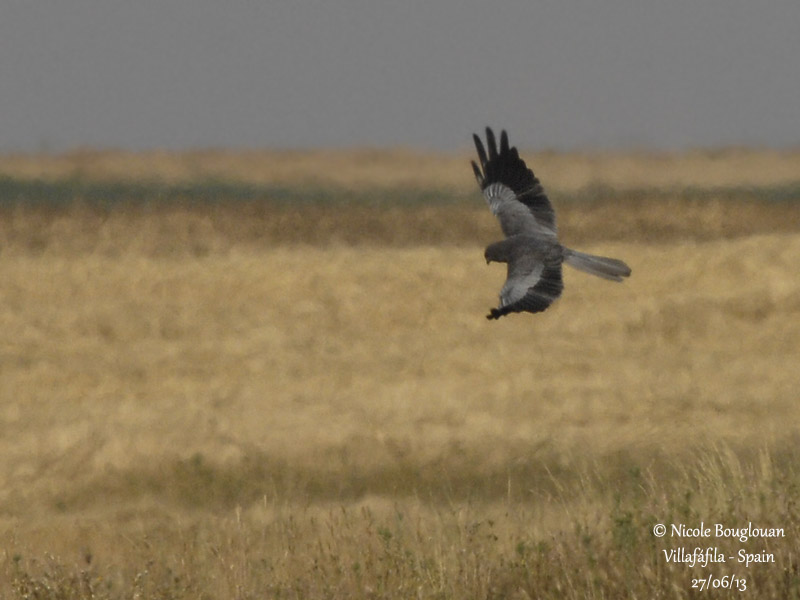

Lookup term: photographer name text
[670,522,784,543]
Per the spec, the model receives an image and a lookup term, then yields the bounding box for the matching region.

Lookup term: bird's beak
[485,258,491,265]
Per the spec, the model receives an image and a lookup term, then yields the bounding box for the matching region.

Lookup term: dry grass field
[1,148,800,598]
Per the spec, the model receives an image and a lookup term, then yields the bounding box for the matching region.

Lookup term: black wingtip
[472,133,488,169]
[486,308,503,320]
[485,127,498,159]
[500,130,509,154]
[471,161,483,186]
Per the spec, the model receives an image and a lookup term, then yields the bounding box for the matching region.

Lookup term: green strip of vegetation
[0,175,798,208]
[0,176,465,208]
[569,182,800,204]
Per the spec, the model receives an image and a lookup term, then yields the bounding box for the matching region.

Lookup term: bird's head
[484,242,509,265]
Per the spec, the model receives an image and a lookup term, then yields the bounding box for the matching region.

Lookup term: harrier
[472,128,631,319]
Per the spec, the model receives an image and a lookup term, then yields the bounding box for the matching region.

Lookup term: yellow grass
[3,233,799,472]
[3,146,800,191]
[1,150,800,597]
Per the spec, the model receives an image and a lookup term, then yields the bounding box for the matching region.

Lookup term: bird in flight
[471,127,631,319]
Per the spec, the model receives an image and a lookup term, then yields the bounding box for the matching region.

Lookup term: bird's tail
[563,248,631,282]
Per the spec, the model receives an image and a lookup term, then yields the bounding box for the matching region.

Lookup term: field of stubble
[1,148,800,598]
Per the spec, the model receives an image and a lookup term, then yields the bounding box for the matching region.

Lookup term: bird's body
[472,128,631,319]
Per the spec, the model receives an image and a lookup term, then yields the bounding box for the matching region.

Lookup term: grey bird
[472,128,631,320]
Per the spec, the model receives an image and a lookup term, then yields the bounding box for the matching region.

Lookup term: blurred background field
[1,149,800,598]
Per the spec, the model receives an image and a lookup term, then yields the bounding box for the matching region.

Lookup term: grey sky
[1,0,798,152]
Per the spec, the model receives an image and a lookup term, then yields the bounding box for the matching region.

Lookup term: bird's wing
[471,127,557,238]
[488,254,563,319]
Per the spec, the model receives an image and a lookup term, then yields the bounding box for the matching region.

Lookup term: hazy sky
[2,1,799,152]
